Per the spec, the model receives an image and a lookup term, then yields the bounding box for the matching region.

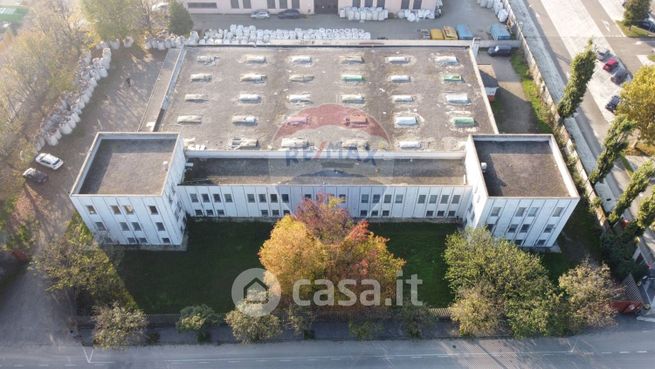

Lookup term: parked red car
[603,57,619,72]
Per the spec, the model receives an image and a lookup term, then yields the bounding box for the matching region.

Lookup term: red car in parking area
[603,57,619,72]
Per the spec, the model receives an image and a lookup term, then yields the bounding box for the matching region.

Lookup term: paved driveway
[0,47,165,347]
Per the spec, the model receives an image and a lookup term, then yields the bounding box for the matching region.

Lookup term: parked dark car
[611,67,629,84]
[277,9,301,19]
[605,95,621,113]
[487,44,512,56]
[22,168,48,184]
[636,19,655,32]
[603,57,619,72]
[596,47,611,61]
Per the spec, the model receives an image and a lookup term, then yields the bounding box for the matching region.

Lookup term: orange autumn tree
[259,195,405,309]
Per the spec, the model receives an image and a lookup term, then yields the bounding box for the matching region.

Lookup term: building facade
[181,0,439,14]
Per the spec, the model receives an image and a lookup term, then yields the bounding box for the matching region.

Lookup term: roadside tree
[631,190,655,235]
[225,303,282,343]
[168,0,194,36]
[557,40,596,119]
[93,303,147,349]
[81,0,143,40]
[618,65,655,144]
[609,160,655,223]
[449,284,502,336]
[176,304,220,337]
[589,117,635,184]
[623,0,651,25]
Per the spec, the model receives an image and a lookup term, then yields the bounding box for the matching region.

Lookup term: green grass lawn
[117,221,457,314]
[617,22,655,38]
[510,52,554,134]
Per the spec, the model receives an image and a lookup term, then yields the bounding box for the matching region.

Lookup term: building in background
[181,0,440,15]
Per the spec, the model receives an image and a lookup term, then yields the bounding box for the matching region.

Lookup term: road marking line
[411,356,423,359]
[637,350,648,354]
[619,351,630,354]
[601,352,612,354]
[198,362,209,364]
[228,360,240,363]
[38,365,49,367]
[279,359,292,362]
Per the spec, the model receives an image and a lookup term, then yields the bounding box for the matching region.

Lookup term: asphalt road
[1,318,654,369]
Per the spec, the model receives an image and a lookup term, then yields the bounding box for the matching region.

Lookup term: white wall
[183,0,314,14]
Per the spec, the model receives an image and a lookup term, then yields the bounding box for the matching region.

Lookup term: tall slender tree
[633,190,655,235]
[618,65,655,144]
[589,117,635,184]
[557,40,597,119]
[623,0,651,26]
[168,0,194,36]
[610,160,655,223]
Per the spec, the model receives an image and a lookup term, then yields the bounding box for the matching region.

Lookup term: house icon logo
[231,268,281,317]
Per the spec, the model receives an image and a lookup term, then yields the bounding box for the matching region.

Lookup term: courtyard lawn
[117,221,457,314]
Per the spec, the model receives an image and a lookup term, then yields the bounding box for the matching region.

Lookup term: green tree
[81,0,142,40]
[557,40,596,119]
[225,303,282,343]
[589,117,635,184]
[168,0,193,36]
[285,305,315,337]
[610,160,655,223]
[600,233,648,280]
[348,320,383,340]
[632,190,655,235]
[93,303,147,349]
[444,228,556,337]
[449,284,502,336]
[398,301,437,338]
[623,0,651,25]
[558,261,617,333]
[176,305,220,336]
[618,65,655,144]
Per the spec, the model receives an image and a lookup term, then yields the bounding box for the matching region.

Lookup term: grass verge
[510,52,554,134]
[617,22,655,38]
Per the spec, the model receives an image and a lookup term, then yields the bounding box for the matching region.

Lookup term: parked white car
[35,153,63,170]
[251,10,270,19]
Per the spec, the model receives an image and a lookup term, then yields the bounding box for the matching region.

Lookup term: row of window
[126,237,171,245]
[86,204,160,216]
[489,205,565,218]
[95,220,167,233]
[190,192,462,206]
[211,0,300,10]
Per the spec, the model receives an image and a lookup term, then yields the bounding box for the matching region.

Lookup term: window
[225,194,233,203]
[247,194,255,203]
[536,239,546,246]
[395,194,403,204]
[377,0,385,7]
[120,222,129,231]
[267,0,276,8]
[111,205,121,215]
[243,0,252,8]
[168,193,173,205]
[520,224,530,233]
[371,210,379,216]
[400,0,410,10]
[361,194,369,203]
[384,194,392,203]
[382,210,390,217]
[304,194,312,200]
[440,195,449,204]
[339,194,347,201]
[486,223,495,232]
[195,210,203,216]
[281,194,289,203]
[528,207,538,217]
[491,207,501,217]
[188,2,218,8]
[206,209,214,216]
[353,0,361,7]
[514,239,523,246]
[201,194,210,203]
[213,194,221,202]
[418,195,426,204]
[149,205,159,214]
[138,237,147,244]
[230,0,239,8]
[259,194,267,203]
[270,194,278,203]
[162,238,171,244]
[272,209,280,216]
[261,210,269,216]
[95,222,106,231]
[508,224,518,233]
[468,203,473,213]
[217,210,225,216]
[365,0,373,7]
[426,210,434,217]
[190,194,199,203]
[86,205,96,215]
[128,237,137,244]
[452,195,461,204]
[412,0,422,10]
[544,224,555,233]
[360,210,368,217]
[448,211,456,217]
[283,210,291,215]
[437,210,445,217]
[131,222,142,231]
[425,195,435,204]
[279,0,287,8]
[156,222,165,231]
[123,205,134,214]
[292,0,300,9]
[553,207,564,217]
[372,194,380,204]
[516,207,526,217]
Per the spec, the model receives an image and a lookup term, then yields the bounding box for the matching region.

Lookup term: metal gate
[314,0,339,14]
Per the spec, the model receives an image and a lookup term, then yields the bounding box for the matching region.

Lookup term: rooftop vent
[289,74,314,82]
[389,75,411,83]
[239,94,261,103]
[344,113,368,127]
[231,137,258,149]
[184,94,209,102]
[196,55,217,65]
[341,94,365,104]
[392,95,414,103]
[286,115,309,126]
[452,116,475,127]
[281,138,309,149]
[435,56,459,66]
[232,115,257,125]
[398,141,422,149]
[342,139,369,150]
[446,93,470,105]
[443,73,463,82]
[481,162,488,173]
[290,55,312,64]
[342,55,364,64]
[341,74,364,82]
[394,115,418,127]
[288,94,311,103]
[176,115,202,124]
[190,73,212,82]
[245,55,267,64]
[240,73,266,82]
[386,56,410,64]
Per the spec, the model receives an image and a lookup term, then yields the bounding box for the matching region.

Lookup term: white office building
[70,44,579,248]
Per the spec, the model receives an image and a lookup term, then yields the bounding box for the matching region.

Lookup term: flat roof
[182,157,466,186]
[78,136,177,195]
[473,139,569,197]
[160,46,495,152]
